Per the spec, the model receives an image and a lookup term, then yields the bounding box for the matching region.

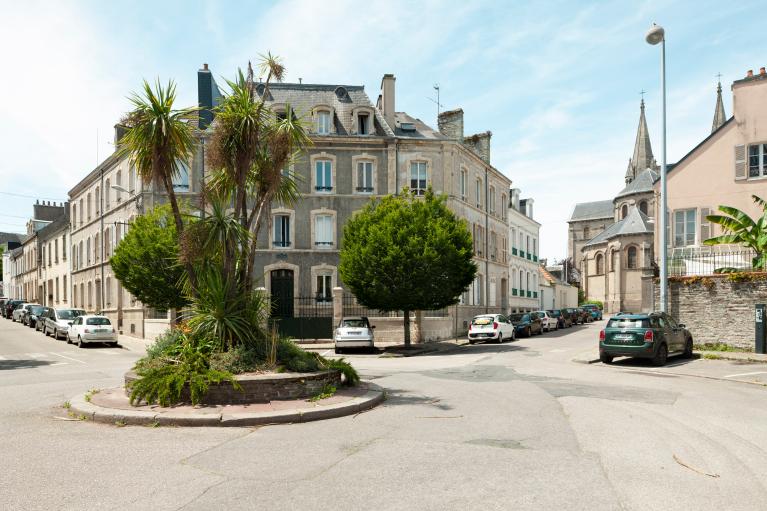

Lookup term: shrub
[580,299,604,309]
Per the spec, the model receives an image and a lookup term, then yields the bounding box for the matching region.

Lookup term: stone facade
[656,274,767,348]
[508,191,540,312]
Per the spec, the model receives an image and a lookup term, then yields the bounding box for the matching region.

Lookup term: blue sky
[0,0,763,260]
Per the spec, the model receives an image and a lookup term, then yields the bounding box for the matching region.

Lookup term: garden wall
[655,273,767,348]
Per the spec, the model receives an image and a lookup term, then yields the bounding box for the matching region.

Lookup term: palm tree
[117,79,200,293]
[704,195,767,270]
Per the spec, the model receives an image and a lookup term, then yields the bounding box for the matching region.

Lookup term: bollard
[756,304,766,354]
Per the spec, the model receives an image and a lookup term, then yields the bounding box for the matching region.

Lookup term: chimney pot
[203,63,208,70]
[747,69,754,77]
[761,67,766,75]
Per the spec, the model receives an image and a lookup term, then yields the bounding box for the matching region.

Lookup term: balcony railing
[512,288,518,296]
[667,246,758,276]
[273,240,292,248]
[356,186,374,193]
[315,186,333,192]
[512,248,518,256]
[519,250,525,258]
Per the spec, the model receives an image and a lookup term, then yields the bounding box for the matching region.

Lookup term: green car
[599,312,693,366]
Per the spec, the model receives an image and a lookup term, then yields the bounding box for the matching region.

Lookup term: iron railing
[270,296,334,318]
[667,247,758,276]
[342,292,448,317]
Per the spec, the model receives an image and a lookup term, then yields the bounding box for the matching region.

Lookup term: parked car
[599,312,693,366]
[4,300,23,319]
[509,313,543,337]
[334,316,375,353]
[535,311,559,332]
[27,305,49,329]
[42,308,86,340]
[576,307,593,323]
[582,304,603,320]
[563,308,581,325]
[13,303,38,323]
[547,309,571,329]
[468,314,516,344]
[67,315,118,347]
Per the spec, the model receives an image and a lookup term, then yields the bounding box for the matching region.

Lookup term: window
[639,200,648,215]
[63,275,67,302]
[128,164,136,192]
[315,160,333,192]
[314,214,333,248]
[94,232,100,262]
[87,281,92,309]
[410,162,427,196]
[532,238,536,257]
[358,113,369,135]
[621,204,628,219]
[674,209,696,247]
[173,161,190,192]
[79,199,83,225]
[105,179,111,209]
[583,226,590,241]
[115,170,123,201]
[86,238,91,265]
[489,186,496,214]
[748,144,767,178]
[54,239,58,263]
[104,227,111,257]
[356,161,373,193]
[316,274,332,303]
[501,193,506,220]
[626,246,638,269]
[87,193,92,220]
[490,231,497,260]
[317,111,331,135]
[519,270,524,292]
[596,253,604,274]
[106,277,111,306]
[62,234,66,260]
[55,277,59,303]
[460,169,467,200]
[475,178,482,207]
[273,215,291,247]
[72,204,77,229]
[73,283,77,307]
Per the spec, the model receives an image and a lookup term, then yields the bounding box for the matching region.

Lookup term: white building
[539,266,578,310]
[508,189,540,313]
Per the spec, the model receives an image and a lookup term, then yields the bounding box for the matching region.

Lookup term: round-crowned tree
[339,188,477,346]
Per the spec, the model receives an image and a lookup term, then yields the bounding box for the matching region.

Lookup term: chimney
[525,198,534,219]
[747,69,754,77]
[464,131,492,164]
[114,123,128,147]
[438,108,464,140]
[379,74,396,129]
[198,63,221,130]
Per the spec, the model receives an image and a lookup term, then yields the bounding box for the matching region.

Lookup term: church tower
[625,99,658,184]
[711,80,727,132]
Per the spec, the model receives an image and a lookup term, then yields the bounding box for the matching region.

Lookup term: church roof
[615,168,659,199]
[568,200,614,222]
[712,81,727,133]
[625,99,658,183]
[583,206,652,248]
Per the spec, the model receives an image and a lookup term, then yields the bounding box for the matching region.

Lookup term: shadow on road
[381,387,454,411]
[609,353,701,369]
[0,359,56,370]
[426,343,529,357]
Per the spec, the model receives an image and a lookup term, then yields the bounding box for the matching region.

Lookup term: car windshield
[86,317,112,326]
[57,309,84,320]
[547,310,561,317]
[341,319,368,328]
[509,314,525,322]
[30,306,45,314]
[607,317,650,328]
[472,316,495,326]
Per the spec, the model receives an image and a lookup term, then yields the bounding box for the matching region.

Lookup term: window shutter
[700,208,711,243]
[735,145,746,180]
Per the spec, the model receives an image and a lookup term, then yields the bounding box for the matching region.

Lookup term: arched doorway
[270,269,294,317]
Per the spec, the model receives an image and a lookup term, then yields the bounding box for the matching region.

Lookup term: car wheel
[53,329,58,340]
[683,337,693,359]
[334,347,342,354]
[526,327,531,338]
[66,332,71,344]
[600,353,613,364]
[652,344,668,367]
[77,336,85,348]
[469,339,476,345]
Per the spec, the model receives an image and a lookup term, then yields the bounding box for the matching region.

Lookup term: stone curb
[572,350,767,366]
[68,383,384,428]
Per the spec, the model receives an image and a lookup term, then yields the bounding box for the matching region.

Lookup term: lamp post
[646,22,668,313]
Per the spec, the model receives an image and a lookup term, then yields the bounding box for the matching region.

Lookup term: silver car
[13,303,39,323]
[42,308,86,340]
[334,316,375,354]
[67,315,118,347]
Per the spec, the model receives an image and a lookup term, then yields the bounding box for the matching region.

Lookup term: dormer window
[317,111,331,135]
[358,113,369,135]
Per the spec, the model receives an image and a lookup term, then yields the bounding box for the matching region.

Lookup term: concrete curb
[68,383,384,428]
[572,352,600,364]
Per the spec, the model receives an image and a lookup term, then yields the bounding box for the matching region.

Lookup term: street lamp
[646,22,668,313]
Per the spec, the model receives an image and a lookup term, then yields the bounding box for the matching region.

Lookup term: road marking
[51,362,67,366]
[0,355,5,360]
[549,348,569,353]
[49,352,87,364]
[26,353,47,359]
[321,350,332,357]
[724,371,767,378]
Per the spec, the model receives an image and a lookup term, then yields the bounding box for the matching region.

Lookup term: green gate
[269,270,333,340]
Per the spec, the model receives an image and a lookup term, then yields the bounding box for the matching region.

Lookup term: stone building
[37,205,70,308]
[1,232,22,297]
[247,73,511,318]
[507,189,540,313]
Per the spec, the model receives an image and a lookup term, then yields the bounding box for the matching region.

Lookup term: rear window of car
[547,310,561,317]
[57,309,84,320]
[341,319,368,328]
[472,316,494,326]
[607,318,650,328]
[86,317,112,326]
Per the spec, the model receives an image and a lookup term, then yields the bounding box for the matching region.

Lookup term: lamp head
[645,23,665,45]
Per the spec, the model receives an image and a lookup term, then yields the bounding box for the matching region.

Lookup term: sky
[0,0,764,261]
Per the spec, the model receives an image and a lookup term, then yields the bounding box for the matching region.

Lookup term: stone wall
[656,273,767,348]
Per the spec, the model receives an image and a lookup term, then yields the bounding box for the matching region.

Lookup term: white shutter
[700,207,711,244]
[735,145,746,180]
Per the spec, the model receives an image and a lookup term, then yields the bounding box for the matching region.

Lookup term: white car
[12,303,38,323]
[536,311,559,332]
[67,315,118,347]
[468,314,516,344]
[334,316,375,354]
[42,308,86,340]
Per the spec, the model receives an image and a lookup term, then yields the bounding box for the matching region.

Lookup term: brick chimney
[379,74,396,129]
[198,63,221,130]
[464,131,492,164]
[438,108,464,140]
[114,123,128,147]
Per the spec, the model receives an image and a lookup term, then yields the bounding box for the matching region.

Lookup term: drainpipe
[484,167,489,314]
[100,165,105,314]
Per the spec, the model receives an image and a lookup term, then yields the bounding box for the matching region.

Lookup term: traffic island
[67,382,384,427]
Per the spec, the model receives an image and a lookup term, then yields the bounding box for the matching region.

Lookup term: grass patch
[310,384,337,402]
[115,420,126,427]
[694,343,753,353]
[62,401,71,410]
[83,388,101,403]
[703,353,724,360]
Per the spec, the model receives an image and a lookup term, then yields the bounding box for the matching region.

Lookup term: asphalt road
[1,318,766,510]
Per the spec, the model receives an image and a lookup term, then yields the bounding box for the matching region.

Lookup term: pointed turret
[625,99,658,184]
[711,81,726,133]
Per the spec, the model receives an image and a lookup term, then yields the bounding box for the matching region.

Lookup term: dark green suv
[599,312,693,366]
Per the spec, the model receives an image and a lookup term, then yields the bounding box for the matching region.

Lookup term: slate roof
[583,206,652,248]
[36,206,69,241]
[0,232,22,246]
[569,200,614,222]
[257,83,394,137]
[393,112,446,139]
[615,169,659,199]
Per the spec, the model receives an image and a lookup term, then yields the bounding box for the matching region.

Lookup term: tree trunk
[403,309,410,347]
[161,174,198,297]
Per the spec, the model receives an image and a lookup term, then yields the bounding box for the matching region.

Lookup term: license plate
[347,331,361,335]
[614,334,633,340]
[96,328,110,333]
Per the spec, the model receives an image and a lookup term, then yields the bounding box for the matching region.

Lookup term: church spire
[711,80,726,133]
[625,99,658,184]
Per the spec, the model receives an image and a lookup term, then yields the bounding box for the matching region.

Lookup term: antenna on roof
[298,77,302,84]
[426,83,443,120]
